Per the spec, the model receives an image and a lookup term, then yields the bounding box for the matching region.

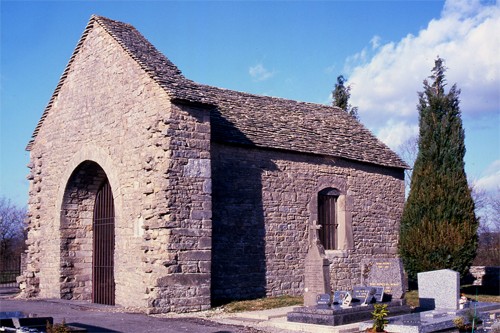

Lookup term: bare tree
[397,134,418,195]
[489,187,500,231]
[471,186,500,232]
[471,187,500,265]
[0,197,26,263]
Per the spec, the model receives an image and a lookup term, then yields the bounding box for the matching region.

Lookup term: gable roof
[27,15,408,170]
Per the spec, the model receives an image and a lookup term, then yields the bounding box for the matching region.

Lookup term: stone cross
[309,220,321,244]
[303,220,331,307]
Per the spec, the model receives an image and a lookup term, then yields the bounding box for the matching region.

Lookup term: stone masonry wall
[211,143,405,301]
[21,22,212,312]
[145,102,212,313]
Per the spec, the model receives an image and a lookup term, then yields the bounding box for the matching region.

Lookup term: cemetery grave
[287,258,411,326]
[287,285,411,326]
[289,262,500,332]
[358,269,500,333]
[358,302,500,333]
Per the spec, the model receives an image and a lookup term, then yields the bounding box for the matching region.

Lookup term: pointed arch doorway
[92,179,115,305]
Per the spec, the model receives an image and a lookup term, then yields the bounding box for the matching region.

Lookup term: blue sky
[1,0,499,208]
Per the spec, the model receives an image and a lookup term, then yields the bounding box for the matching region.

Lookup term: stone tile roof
[27,15,408,170]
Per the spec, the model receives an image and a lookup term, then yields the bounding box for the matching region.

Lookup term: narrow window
[318,188,340,250]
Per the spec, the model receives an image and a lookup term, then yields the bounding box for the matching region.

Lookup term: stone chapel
[20,15,408,313]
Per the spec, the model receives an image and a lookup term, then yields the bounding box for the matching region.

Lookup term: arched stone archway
[59,161,115,304]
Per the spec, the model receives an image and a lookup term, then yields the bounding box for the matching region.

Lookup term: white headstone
[417,269,460,310]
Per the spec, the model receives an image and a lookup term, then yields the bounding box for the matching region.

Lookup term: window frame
[318,188,340,250]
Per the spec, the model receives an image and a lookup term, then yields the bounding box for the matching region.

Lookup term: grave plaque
[372,286,385,302]
[316,293,331,309]
[361,258,405,299]
[332,290,349,304]
[352,286,378,305]
[351,286,385,303]
[352,286,373,301]
[341,292,352,307]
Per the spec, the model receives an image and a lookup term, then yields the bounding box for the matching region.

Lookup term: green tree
[332,75,359,120]
[399,57,478,280]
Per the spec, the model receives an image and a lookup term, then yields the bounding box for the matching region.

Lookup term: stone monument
[361,258,406,300]
[303,220,331,306]
[418,269,459,310]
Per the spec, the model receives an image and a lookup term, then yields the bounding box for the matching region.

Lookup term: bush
[46,319,70,333]
[371,304,389,332]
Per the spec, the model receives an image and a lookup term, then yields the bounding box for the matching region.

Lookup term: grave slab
[359,302,500,333]
[287,300,410,326]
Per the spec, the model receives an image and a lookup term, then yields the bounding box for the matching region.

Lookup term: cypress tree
[399,58,478,280]
[332,75,359,120]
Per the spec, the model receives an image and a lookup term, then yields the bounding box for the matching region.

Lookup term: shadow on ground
[67,323,120,332]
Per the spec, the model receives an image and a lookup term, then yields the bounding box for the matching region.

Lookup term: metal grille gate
[92,180,115,305]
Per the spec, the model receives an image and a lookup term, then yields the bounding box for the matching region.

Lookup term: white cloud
[370,35,382,50]
[474,160,500,192]
[346,0,500,151]
[325,64,337,74]
[376,121,419,151]
[443,0,486,18]
[249,63,275,81]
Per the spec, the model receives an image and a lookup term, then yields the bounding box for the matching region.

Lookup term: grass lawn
[405,285,500,308]
[221,295,303,313]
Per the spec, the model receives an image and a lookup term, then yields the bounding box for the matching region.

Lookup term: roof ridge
[196,82,345,112]
[26,15,408,170]
[90,16,348,113]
